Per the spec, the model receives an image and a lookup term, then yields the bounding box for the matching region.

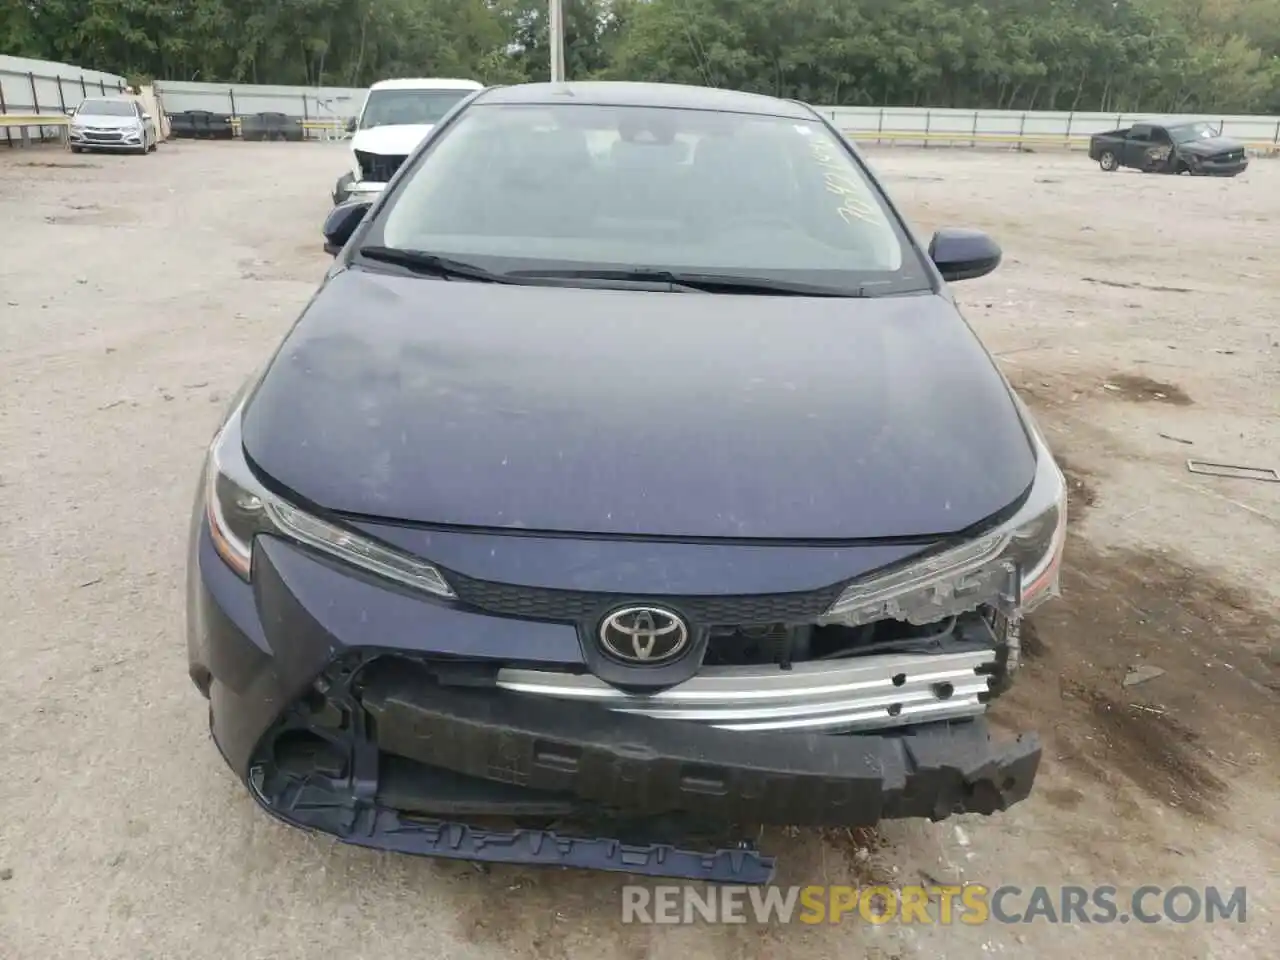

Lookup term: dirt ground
[0,140,1276,960]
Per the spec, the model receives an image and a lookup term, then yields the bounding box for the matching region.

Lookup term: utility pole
[549,0,566,82]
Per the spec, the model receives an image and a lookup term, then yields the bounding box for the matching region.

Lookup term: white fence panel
[825,105,1280,149]
[154,80,366,122]
[0,54,128,115]
[21,71,1280,152]
[1,54,130,144]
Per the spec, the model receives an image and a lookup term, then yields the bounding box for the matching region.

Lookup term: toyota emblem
[598,606,690,665]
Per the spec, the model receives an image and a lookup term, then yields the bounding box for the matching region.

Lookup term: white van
[334,78,484,204]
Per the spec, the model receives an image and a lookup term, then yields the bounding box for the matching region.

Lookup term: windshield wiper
[358,251,874,296]
[507,267,868,297]
[358,246,514,283]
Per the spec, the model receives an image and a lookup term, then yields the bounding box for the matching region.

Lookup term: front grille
[355,150,408,182]
[446,568,845,626]
[84,129,124,141]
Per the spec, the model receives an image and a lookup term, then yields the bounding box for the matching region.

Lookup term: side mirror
[65,108,76,118]
[928,228,1002,283]
[323,199,372,256]
[345,117,357,133]
[142,112,152,121]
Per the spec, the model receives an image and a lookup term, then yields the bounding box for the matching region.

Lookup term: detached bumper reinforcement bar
[362,679,1041,827]
[264,801,777,883]
[495,648,997,733]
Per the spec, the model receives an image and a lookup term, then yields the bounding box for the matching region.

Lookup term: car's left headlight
[203,405,455,599]
[818,398,1066,629]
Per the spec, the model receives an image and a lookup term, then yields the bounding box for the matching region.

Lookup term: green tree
[3,0,1277,113]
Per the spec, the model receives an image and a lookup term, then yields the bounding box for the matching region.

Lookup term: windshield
[77,100,136,118]
[359,89,472,129]
[1167,122,1219,143]
[374,102,920,294]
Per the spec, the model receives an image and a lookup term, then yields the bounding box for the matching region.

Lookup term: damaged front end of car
[190,387,1065,884]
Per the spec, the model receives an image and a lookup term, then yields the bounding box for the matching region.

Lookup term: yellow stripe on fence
[848,131,1089,144]
[0,114,70,128]
[220,117,347,137]
[843,129,1278,150]
[224,117,345,126]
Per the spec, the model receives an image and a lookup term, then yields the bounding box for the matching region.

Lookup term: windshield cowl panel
[365,101,930,297]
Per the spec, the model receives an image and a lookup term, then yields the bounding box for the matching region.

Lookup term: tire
[69,145,82,154]
[1098,150,1118,172]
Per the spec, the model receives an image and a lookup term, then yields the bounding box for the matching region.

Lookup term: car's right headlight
[204,406,455,599]
[818,398,1066,629]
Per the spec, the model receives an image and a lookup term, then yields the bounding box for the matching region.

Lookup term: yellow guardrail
[225,117,345,127]
[0,114,70,128]
[844,129,1279,151]
[221,116,348,138]
[847,130,1089,144]
[301,119,350,139]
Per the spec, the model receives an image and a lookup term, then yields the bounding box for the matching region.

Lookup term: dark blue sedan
[187,81,1067,883]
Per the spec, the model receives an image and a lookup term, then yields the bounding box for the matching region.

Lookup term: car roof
[369,78,484,92]
[475,82,818,120]
[79,96,135,103]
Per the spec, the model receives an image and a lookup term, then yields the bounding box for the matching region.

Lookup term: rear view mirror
[928,228,1002,283]
[323,199,372,256]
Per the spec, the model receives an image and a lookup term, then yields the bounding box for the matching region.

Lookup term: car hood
[240,270,1037,540]
[73,115,139,129]
[1177,136,1242,156]
[350,124,434,156]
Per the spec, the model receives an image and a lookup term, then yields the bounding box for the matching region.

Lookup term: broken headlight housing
[818,398,1066,629]
[203,405,455,598]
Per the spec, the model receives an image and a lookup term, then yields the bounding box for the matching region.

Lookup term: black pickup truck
[1089,121,1249,177]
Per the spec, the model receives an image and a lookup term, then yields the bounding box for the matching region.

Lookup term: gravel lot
[1,140,1276,960]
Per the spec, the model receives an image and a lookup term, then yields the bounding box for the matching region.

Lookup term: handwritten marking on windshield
[808,140,885,227]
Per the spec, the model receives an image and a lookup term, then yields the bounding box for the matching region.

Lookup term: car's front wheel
[1098,150,1119,172]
